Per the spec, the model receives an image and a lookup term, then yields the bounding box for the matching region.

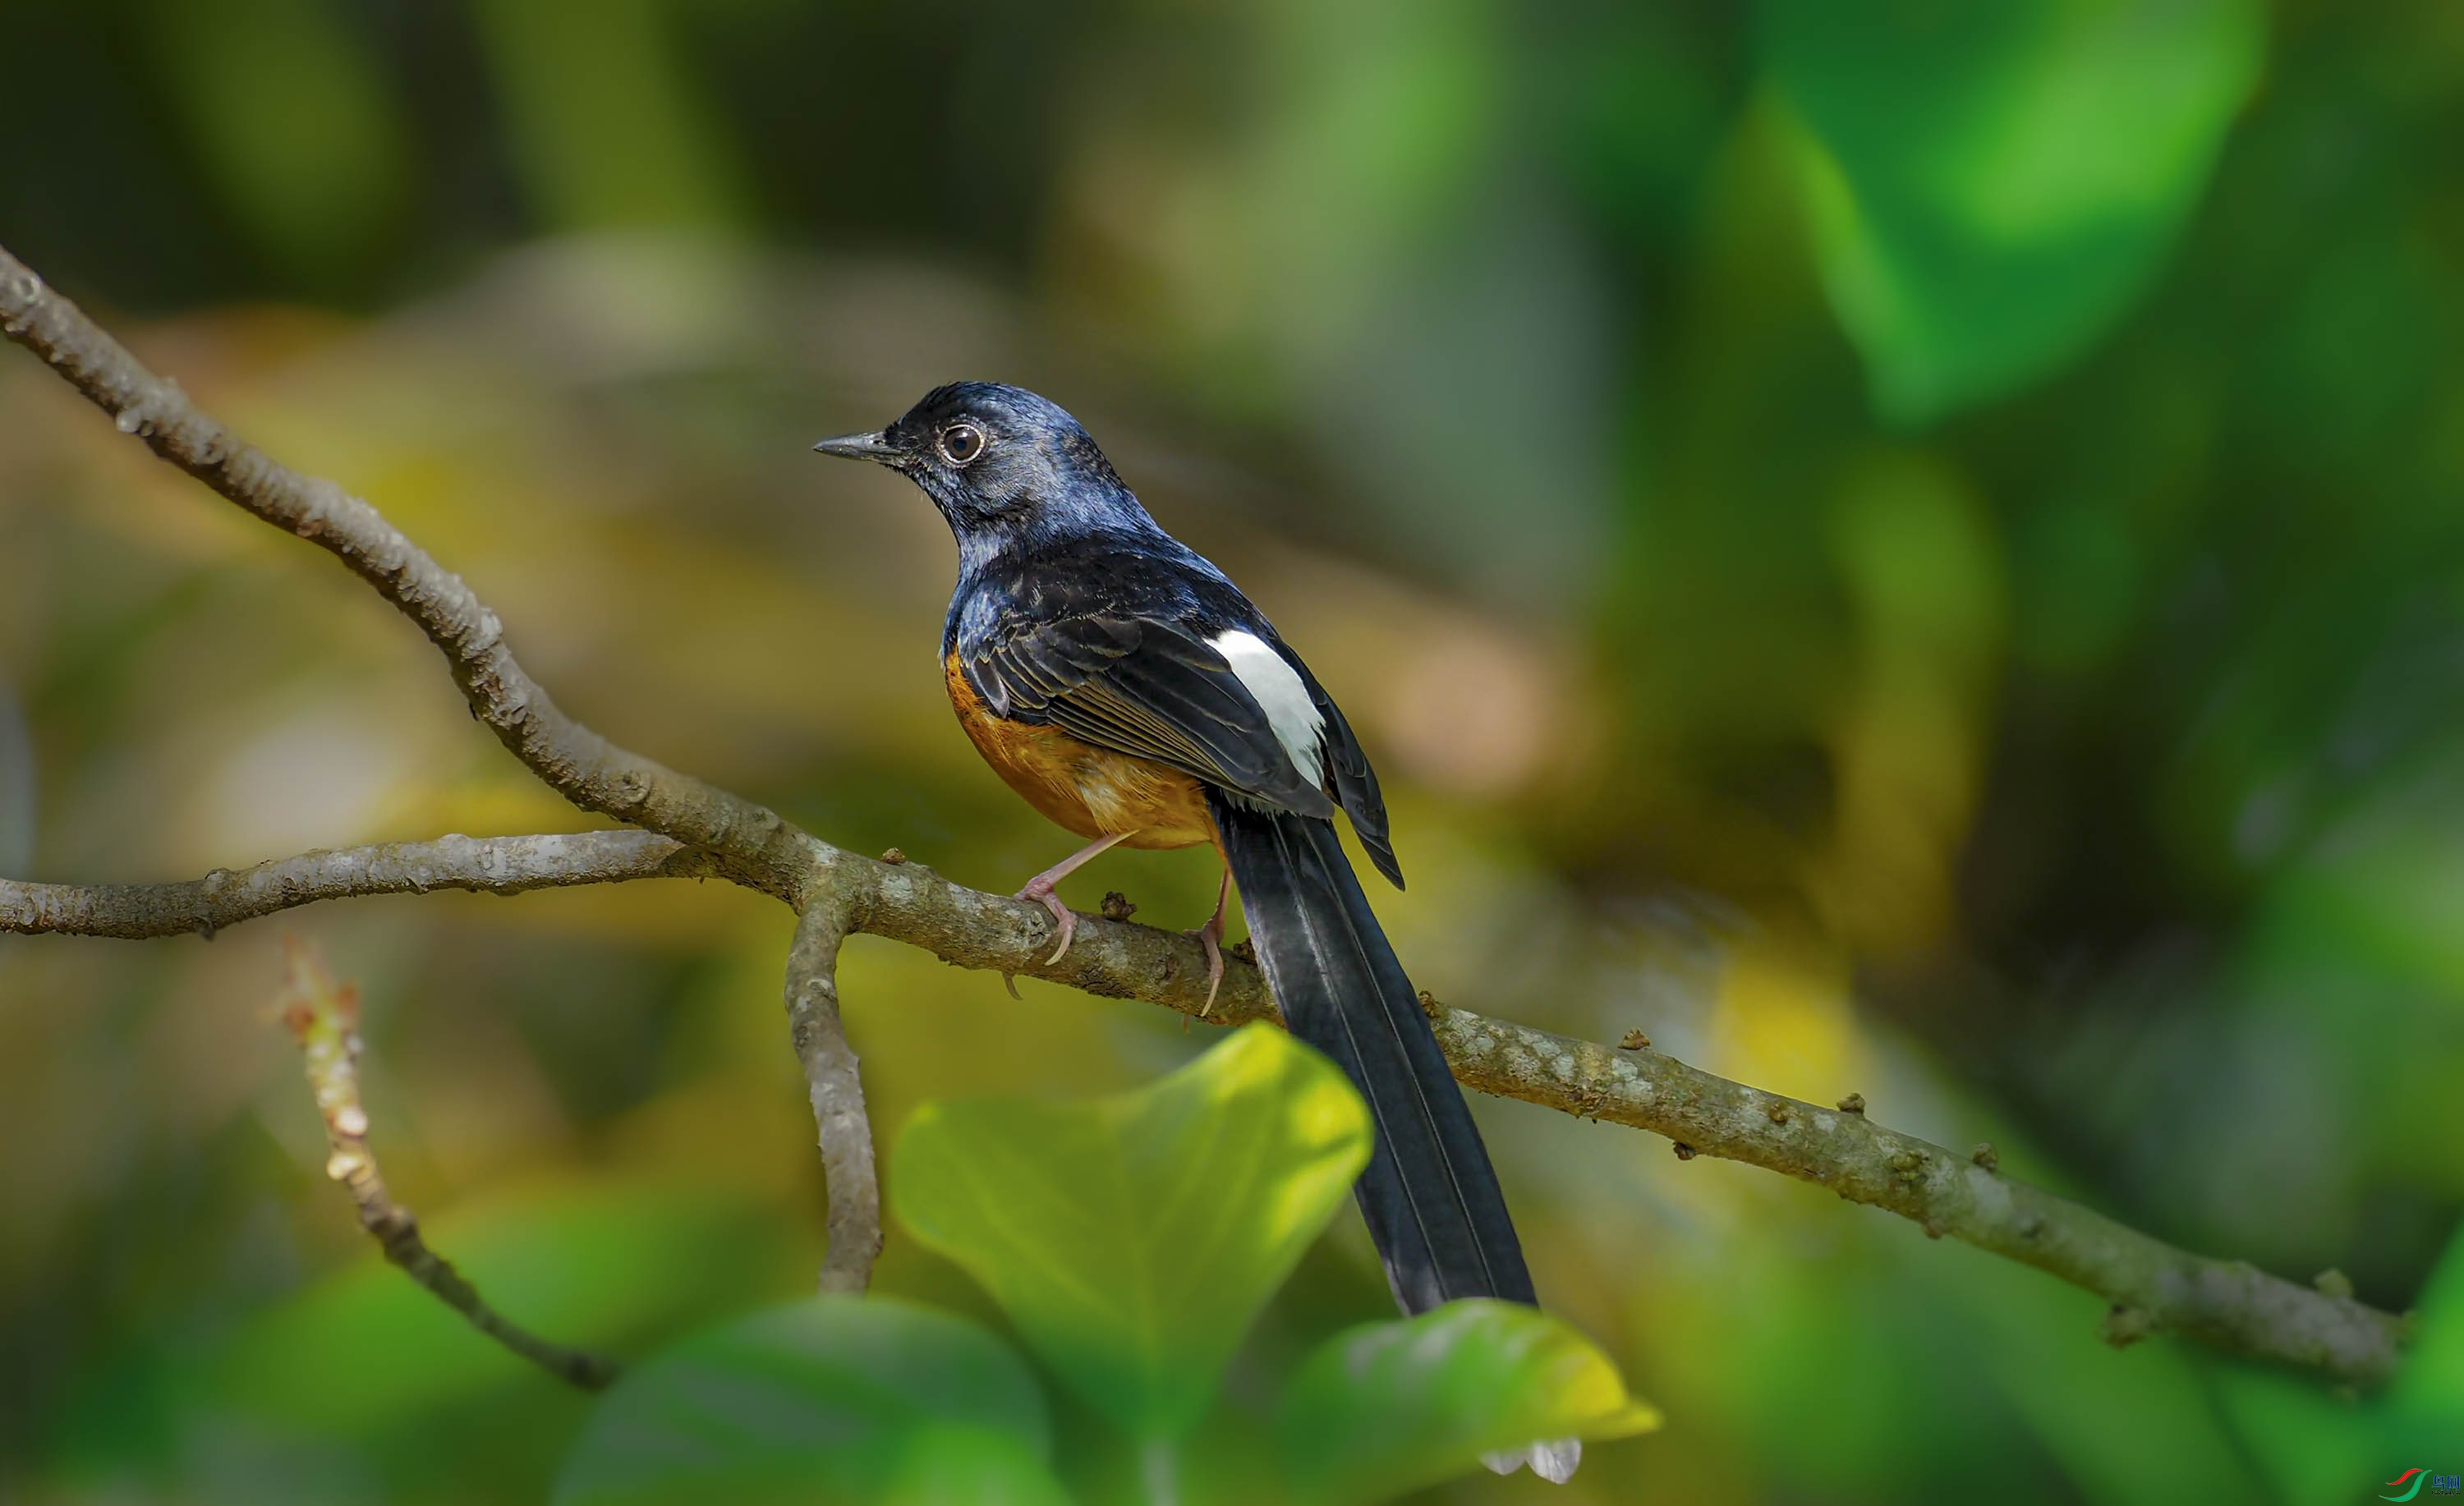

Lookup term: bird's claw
[1187,916,1225,1016]
[1021,885,1078,966]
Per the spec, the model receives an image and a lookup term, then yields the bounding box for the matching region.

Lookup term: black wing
[960,609,1340,822]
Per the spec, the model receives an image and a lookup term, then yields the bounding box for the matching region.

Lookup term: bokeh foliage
[4,1,2463,1503]
[549,1027,1650,1505]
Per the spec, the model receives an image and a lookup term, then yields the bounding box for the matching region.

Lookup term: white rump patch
[1210,629,1326,782]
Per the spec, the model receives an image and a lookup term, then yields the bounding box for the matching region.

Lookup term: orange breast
[945,652,1216,851]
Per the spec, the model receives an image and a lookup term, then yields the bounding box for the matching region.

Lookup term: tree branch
[784,898,881,1292]
[1427,1010,2405,1384]
[0,247,821,906]
[278,937,618,1389]
[0,831,713,939]
[847,859,2411,1384]
[0,240,2409,1388]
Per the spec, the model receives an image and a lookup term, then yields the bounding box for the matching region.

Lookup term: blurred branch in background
[0,240,2411,1389]
[277,935,618,1391]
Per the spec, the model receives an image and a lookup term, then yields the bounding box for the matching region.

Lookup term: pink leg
[1018,831,1134,965]
[1188,862,1230,1014]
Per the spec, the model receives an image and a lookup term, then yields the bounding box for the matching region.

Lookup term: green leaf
[1763,0,2263,422]
[890,1022,1372,1440]
[553,1295,1069,1506]
[2384,1216,2464,1458]
[1276,1299,1661,1506]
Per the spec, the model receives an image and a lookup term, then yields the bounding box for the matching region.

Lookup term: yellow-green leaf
[1277,1299,1660,1505]
[890,1022,1371,1440]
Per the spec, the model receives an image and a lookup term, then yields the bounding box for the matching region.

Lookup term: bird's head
[813,382,1143,543]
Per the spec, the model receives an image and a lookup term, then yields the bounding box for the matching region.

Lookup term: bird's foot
[1009,831,1134,970]
[1186,862,1234,1016]
[1018,882,1078,965]
[1186,902,1227,1016]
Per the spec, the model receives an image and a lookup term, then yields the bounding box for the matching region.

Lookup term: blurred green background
[4,0,2462,1500]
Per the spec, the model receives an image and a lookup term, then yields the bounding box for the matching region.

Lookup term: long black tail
[1210,792,1534,1314]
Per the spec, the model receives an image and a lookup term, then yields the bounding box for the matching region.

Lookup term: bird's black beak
[811,429,901,464]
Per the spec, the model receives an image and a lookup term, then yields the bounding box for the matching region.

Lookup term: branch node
[1837,1091,1868,1115]
[1971,1142,2000,1172]
[2100,1304,2153,1350]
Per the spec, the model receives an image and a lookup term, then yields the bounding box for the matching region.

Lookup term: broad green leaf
[1763,0,2263,422]
[553,1295,1068,1506]
[1276,1299,1660,1506]
[890,1022,1371,1440]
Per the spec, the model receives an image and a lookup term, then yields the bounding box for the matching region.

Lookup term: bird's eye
[938,423,986,466]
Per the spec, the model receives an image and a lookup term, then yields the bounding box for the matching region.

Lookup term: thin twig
[276,937,619,1390]
[784,898,881,1292]
[0,239,2411,1387]
[0,831,710,939]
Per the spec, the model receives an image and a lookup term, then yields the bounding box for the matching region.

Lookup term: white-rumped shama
[816,383,1572,1481]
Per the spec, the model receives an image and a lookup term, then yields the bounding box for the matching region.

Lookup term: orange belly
[945,652,1216,850]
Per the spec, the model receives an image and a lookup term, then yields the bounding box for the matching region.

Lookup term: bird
[815,383,1574,1481]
